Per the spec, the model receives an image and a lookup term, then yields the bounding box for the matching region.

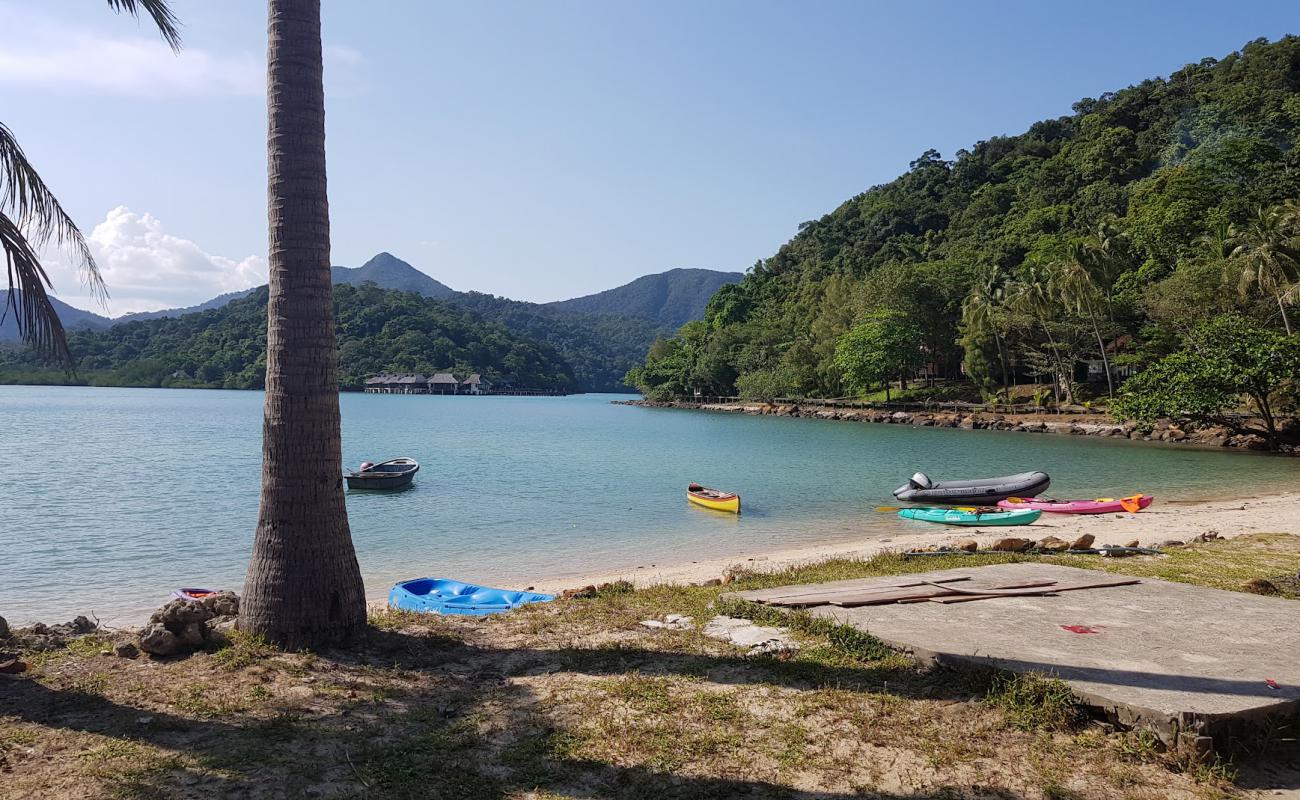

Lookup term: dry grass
[3,534,1298,799]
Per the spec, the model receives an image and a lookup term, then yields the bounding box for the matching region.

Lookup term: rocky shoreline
[617,399,1296,453]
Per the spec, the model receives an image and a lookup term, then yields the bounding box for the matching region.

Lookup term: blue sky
[2,1,1297,312]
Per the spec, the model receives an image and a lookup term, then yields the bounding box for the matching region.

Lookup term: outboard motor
[893,471,932,500]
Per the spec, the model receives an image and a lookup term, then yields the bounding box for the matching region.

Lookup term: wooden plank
[830,580,1059,608]
[929,578,1140,603]
[756,576,971,605]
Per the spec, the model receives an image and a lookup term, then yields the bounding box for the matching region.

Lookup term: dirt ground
[4,536,1300,799]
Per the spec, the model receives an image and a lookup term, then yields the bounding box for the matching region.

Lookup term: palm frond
[105,0,182,51]
[0,123,105,303]
[0,211,71,366]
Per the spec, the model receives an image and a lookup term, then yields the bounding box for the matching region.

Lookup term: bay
[3,385,1298,625]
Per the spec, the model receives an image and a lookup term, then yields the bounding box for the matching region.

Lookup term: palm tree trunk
[240,0,365,649]
[1037,319,1074,405]
[1277,293,1293,336]
[1090,316,1114,399]
[992,329,1010,397]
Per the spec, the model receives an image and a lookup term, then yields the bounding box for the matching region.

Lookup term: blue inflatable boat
[388,577,555,616]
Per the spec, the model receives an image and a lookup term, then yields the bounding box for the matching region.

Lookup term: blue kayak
[388,577,554,616]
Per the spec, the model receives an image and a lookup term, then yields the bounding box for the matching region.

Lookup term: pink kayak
[997,494,1154,515]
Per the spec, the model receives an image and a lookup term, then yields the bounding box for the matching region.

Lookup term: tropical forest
[627,36,1300,444]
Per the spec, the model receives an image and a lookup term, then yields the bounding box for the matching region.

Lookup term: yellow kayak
[687,483,740,513]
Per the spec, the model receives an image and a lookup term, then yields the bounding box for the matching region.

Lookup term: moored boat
[687,483,740,513]
[898,507,1042,526]
[997,494,1153,514]
[388,577,554,616]
[893,471,1050,504]
[345,457,419,490]
[172,588,220,601]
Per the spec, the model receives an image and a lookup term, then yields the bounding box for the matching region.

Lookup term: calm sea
[3,385,1298,625]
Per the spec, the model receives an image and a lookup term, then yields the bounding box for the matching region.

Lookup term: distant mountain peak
[545,268,743,329]
[331,252,455,298]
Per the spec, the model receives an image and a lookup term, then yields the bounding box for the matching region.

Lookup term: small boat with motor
[893,471,1050,504]
[687,483,740,513]
[998,494,1153,514]
[345,457,419,490]
[898,507,1042,526]
[388,577,554,616]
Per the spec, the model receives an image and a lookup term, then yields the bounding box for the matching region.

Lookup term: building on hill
[462,373,491,395]
[429,372,459,394]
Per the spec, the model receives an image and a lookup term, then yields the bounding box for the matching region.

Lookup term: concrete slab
[726,563,1300,748]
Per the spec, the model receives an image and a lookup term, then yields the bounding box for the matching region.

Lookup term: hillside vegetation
[0,284,577,392]
[546,267,743,328]
[627,37,1300,429]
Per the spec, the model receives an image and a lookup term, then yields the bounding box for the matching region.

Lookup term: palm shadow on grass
[1,622,1013,799]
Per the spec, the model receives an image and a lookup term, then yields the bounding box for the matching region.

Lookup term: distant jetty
[363,372,567,396]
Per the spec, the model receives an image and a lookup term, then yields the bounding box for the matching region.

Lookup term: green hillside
[545,268,743,328]
[0,284,577,392]
[628,37,1300,407]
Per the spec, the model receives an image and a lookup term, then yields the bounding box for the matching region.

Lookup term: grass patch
[716,595,894,661]
[1056,533,1300,596]
[211,630,275,670]
[985,673,1082,731]
[65,635,111,658]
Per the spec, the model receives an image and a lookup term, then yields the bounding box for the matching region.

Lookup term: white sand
[525,491,1300,593]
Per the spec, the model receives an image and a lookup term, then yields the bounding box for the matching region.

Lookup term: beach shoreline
[515,491,1300,595]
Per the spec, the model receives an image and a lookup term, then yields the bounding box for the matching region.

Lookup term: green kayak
[898,507,1041,526]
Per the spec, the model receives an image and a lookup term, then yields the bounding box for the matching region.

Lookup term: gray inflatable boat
[892,471,1050,504]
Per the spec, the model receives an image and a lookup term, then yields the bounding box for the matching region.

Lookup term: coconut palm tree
[1,1,179,363]
[1228,206,1300,335]
[1008,262,1076,405]
[1055,242,1115,399]
[238,0,366,649]
[960,267,1011,396]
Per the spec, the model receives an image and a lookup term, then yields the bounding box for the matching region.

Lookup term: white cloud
[0,8,365,98]
[0,7,261,97]
[46,207,266,315]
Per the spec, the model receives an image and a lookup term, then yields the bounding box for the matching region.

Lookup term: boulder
[0,615,8,639]
[1036,536,1070,553]
[1070,534,1096,550]
[201,592,240,618]
[991,537,1033,552]
[150,599,215,628]
[955,539,979,553]
[139,623,181,656]
[177,623,205,649]
[113,641,139,659]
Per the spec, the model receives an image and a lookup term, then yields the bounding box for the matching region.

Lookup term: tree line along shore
[627,37,1300,451]
[619,397,1299,453]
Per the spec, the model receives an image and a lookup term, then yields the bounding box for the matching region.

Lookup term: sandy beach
[526,490,1300,594]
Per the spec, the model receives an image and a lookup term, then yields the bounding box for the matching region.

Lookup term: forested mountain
[331,251,455,298]
[451,292,662,390]
[0,291,113,338]
[0,284,576,391]
[628,37,1300,405]
[545,268,743,328]
[115,288,258,324]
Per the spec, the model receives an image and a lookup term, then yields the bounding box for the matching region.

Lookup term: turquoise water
[4,385,1300,625]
